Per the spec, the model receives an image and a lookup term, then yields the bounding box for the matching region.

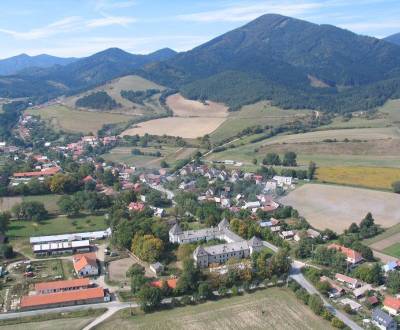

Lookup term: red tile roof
[20,287,104,308]
[35,278,90,292]
[335,273,358,285]
[328,244,362,262]
[73,252,97,273]
[150,279,177,289]
[384,296,400,311]
[14,167,60,178]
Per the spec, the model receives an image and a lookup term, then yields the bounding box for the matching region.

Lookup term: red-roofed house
[383,296,400,315]
[128,202,145,212]
[35,278,91,295]
[150,278,177,290]
[335,273,360,289]
[73,253,98,277]
[20,287,106,310]
[328,244,363,265]
[13,167,60,179]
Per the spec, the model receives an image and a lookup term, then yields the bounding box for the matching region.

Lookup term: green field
[7,214,108,238]
[95,288,332,330]
[103,146,197,169]
[364,223,400,246]
[210,101,312,143]
[26,105,136,134]
[383,242,400,258]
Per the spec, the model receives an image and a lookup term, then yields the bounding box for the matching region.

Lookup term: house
[150,262,164,276]
[320,276,345,298]
[340,298,361,311]
[20,287,107,311]
[328,244,363,265]
[383,296,400,316]
[73,253,98,277]
[279,230,294,240]
[265,181,277,192]
[35,278,91,294]
[335,273,360,289]
[128,202,145,212]
[353,284,372,299]
[367,296,379,307]
[272,175,292,186]
[372,308,397,330]
[242,201,260,209]
[383,261,398,273]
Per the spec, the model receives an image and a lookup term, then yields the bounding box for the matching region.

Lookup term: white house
[273,176,293,186]
[73,253,98,277]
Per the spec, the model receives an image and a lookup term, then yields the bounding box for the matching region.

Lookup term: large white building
[169,219,264,267]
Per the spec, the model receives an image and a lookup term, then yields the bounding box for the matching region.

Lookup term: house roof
[35,278,90,292]
[383,296,400,311]
[150,279,177,289]
[335,273,358,285]
[73,252,97,273]
[21,287,104,308]
[13,167,60,178]
[248,236,263,247]
[367,296,379,305]
[372,308,394,327]
[328,244,362,261]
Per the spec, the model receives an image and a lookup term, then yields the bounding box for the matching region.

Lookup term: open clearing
[0,317,96,330]
[63,75,166,116]
[95,288,331,330]
[109,257,136,283]
[316,166,400,190]
[27,105,135,134]
[121,93,228,138]
[281,184,400,233]
[383,243,400,258]
[0,196,21,212]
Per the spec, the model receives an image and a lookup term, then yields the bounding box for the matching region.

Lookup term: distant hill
[0,53,77,75]
[0,48,177,101]
[139,14,400,112]
[385,33,400,46]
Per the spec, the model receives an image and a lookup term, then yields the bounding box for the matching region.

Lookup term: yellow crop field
[316,166,400,190]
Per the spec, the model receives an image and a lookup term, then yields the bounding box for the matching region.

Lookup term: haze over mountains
[1,14,400,113]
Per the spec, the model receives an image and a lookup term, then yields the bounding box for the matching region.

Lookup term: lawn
[383,243,400,258]
[26,105,136,134]
[316,166,400,190]
[0,317,95,330]
[23,195,61,214]
[281,184,400,233]
[95,288,332,330]
[7,214,108,238]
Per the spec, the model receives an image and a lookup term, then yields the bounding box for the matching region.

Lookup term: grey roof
[194,246,208,257]
[29,228,112,244]
[150,262,164,271]
[248,236,263,247]
[170,223,182,235]
[202,241,250,256]
[372,308,395,327]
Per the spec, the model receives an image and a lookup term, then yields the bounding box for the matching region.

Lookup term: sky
[0,0,399,59]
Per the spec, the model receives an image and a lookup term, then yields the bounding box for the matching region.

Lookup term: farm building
[20,287,108,311]
[35,278,91,295]
[30,228,112,245]
[32,240,91,256]
[73,253,98,277]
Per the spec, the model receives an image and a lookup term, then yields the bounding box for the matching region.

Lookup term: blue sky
[0,0,399,59]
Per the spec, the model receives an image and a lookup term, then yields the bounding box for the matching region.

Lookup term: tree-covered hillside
[76,91,119,110]
[385,33,400,46]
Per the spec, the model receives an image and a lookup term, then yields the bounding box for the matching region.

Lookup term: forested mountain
[0,48,177,101]
[0,53,77,75]
[139,14,400,112]
[385,33,400,46]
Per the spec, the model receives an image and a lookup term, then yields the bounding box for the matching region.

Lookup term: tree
[392,181,400,193]
[262,153,281,166]
[176,259,201,294]
[308,294,324,315]
[160,160,169,168]
[387,271,400,294]
[331,317,345,328]
[282,151,297,167]
[11,201,48,221]
[198,282,212,300]
[137,286,162,312]
[307,161,317,180]
[177,244,195,261]
[0,212,10,233]
[0,244,13,259]
[57,195,81,216]
[131,234,163,262]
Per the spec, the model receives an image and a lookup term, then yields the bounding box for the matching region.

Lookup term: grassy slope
[26,105,135,134]
[383,243,400,258]
[95,288,332,330]
[364,223,400,246]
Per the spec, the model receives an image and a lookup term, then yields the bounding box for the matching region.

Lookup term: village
[0,112,398,330]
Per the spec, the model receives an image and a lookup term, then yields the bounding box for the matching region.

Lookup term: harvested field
[281,184,400,233]
[316,166,400,190]
[122,117,227,139]
[166,93,228,118]
[95,288,332,330]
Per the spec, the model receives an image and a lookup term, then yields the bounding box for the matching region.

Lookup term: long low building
[20,287,106,310]
[30,228,112,245]
[33,240,90,256]
[35,278,91,294]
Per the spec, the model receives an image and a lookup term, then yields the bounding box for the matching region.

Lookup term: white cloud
[94,0,136,11]
[0,15,136,40]
[177,2,323,22]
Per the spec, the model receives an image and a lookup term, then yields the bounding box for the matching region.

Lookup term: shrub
[331,317,345,328]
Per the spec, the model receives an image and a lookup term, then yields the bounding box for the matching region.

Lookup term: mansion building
[169,219,264,267]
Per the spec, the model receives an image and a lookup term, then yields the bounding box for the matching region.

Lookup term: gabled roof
[218,218,229,230]
[248,236,263,247]
[194,246,208,257]
[150,279,177,289]
[328,244,362,261]
[73,252,97,272]
[35,278,90,292]
[21,287,104,308]
[372,308,395,327]
[335,273,358,285]
[170,223,182,235]
[384,296,400,311]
